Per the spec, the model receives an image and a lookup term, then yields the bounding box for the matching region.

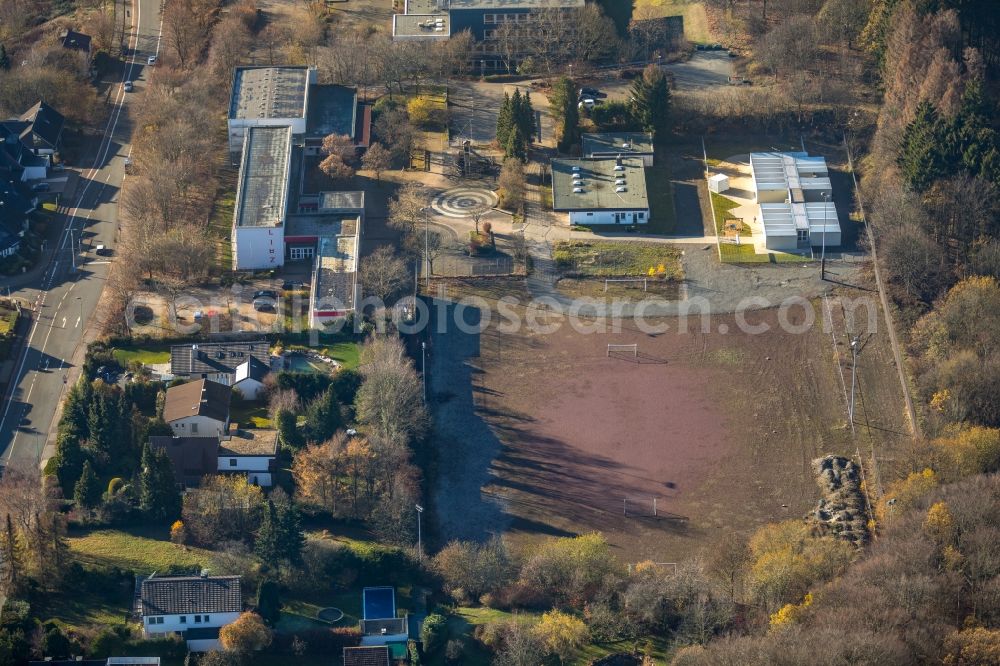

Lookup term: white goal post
[607,343,638,357]
[604,278,648,292]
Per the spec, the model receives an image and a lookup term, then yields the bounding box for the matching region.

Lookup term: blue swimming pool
[363,586,396,620]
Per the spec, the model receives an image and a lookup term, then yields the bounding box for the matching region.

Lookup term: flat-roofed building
[227,66,315,157]
[393,13,451,40]
[231,126,292,270]
[750,151,840,249]
[582,132,655,166]
[551,157,649,226]
[308,218,360,327]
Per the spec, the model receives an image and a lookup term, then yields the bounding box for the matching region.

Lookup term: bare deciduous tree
[359,246,409,305]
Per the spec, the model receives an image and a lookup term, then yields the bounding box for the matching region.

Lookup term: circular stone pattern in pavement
[317,607,344,623]
[431,187,499,218]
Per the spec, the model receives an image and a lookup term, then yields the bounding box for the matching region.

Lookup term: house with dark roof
[30,659,161,666]
[343,646,390,666]
[151,427,279,488]
[139,574,242,651]
[0,175,35,258]
[170,340,270,384]
[149,436,220,488]
[163,379,231,438]
[232,355,270,400]
[5,101,65,156]
[60,29,93,57]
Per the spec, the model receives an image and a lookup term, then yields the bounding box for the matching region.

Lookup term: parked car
[579,87,600,98]
[578,98,596,110]
[147,55,157,66]
[252,289,278,300]
[281,280,303,291]
[95,245,113,256]
[123,81,133,92]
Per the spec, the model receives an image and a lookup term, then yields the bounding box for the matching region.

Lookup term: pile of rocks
[808,455,869,546]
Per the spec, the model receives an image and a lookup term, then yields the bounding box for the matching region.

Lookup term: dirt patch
[428,290,911,563]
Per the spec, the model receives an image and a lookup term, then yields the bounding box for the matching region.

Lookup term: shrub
[170,520,186,544]
[420,613,447,656]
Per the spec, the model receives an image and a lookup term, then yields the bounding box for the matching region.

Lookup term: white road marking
[61,317,66,328]
[0,0,148,463]
[75,316,81,328]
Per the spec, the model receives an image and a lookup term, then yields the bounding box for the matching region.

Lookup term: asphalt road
[0,0,163,470]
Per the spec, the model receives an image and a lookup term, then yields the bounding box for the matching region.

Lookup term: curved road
[0,0,164,469]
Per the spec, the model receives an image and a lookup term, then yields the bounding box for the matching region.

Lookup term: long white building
[231,126,292,270]
[227,66,315,159]
[749,152,841,251]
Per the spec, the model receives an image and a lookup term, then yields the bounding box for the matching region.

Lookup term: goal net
[607,343,638,357]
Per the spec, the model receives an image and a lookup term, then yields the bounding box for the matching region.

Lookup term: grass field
[636,0,712,43]
[711,192,751,237]
[230,400,272,428]
[0,303,18,335]
[553,241,683,278]
[68,526,214,572]
[111,342,173,366]
[285,339,361,370]
[207,171,237,271]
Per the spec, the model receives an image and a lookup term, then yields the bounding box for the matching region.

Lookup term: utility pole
[70,229,76,271]
[421,342,427,406]
[848,335,860,432]
[820,191,830,280]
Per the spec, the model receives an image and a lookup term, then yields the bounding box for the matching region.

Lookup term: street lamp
[421,342,427,406]
[76,296,83,324]
[420,207,430,290]
[415,504,424,560]
[848,335,860,434]
[820,191,830,280]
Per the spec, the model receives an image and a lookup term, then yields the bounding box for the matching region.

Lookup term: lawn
[0,303,18,335]
[719,241,813,264]
[207,172,237,271]
[231,400,272,428]
[111,342,173,366]
[645,165,677,234]
[711,192,751,237]
[35,582,132,628]
[635,0,712,43]
[552,241,683,278]
[68,526,214,573]
[286,339,361,370]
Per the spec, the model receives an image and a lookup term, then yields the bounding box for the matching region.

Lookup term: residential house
[360,587,409,647]
[149,436,220,488]
[343,646,390,666]
[60,29,93,58]
[163,379,231,438]
[0,175,36,258]
[170,340,271,385]
[217,427,279,487]
[550,156,650,226]
[139,574,242,651]
[582,132,655,167]
[232,355,270,400]
[2,101,65,158]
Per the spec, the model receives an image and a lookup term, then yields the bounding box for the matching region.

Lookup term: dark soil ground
[427,283,912,563]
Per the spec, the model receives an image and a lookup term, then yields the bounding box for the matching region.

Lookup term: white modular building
[749,152,840,249]
[231,126,292,270]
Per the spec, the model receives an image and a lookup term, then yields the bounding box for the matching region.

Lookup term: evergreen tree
[275,500,304,565]
[255,500,281,563]
[53,433,85,497]
[60,378,92,445]
[496,92,513,148]
[73,461,102,510]
[0,43,9,71]
[140,444,181,521]
[630,65,671,138]
[275,409,303,449]
[522,91,537,142]
[506,124,527,162]
[305,387,343,443]
[256,579,281,625]
[898,101,947,192]
[0,514,24,594]
[555,77,580,153]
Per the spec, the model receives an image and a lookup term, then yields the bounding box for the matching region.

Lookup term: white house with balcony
[139,574,242,652]
[163,379,231,439]
[217,428,279,487]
